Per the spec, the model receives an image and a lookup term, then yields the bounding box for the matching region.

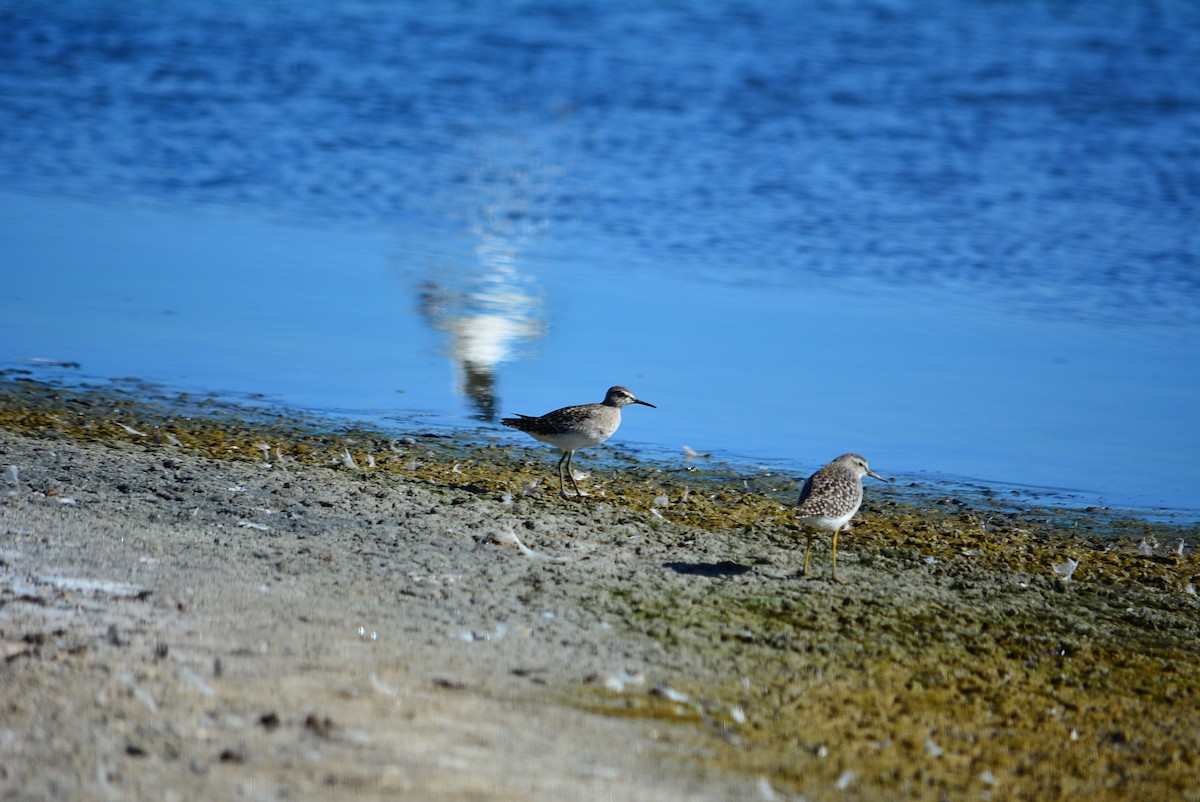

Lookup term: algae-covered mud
[2,376,1198,801]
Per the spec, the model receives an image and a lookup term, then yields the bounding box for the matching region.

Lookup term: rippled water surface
[1,0,1198,513]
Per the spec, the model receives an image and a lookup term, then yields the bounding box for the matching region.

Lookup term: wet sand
[2,379,1198,801]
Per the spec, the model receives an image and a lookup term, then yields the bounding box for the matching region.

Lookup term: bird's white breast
[798,511,855,532]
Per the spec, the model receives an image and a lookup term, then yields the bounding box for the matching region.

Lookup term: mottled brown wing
[795,465,859,518]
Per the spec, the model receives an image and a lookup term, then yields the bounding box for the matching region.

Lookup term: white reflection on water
[415,141,552,421]
[417,235,542,422]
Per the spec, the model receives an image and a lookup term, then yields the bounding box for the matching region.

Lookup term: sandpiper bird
[501,386,655,498]
[795,453,888,581]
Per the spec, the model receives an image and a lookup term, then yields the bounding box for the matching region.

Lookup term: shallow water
[1,0,1198,514]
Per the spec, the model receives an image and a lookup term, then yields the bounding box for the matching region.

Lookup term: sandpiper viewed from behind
[501,386,656,498]
[795,453,888,582]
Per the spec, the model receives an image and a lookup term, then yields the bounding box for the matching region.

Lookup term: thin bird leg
[830,527,842,583]
[802,533,815,576]
[565,450,584,497]
[556,451,570,496]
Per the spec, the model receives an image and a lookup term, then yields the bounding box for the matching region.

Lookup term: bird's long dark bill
[867,469,889,482]
[635,400,657,408]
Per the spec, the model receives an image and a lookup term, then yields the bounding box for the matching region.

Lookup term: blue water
[1,1,1198,515]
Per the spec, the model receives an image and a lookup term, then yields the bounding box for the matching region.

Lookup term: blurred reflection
[417,150,551,420]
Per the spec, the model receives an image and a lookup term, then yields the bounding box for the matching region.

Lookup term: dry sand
[1,429,758,801]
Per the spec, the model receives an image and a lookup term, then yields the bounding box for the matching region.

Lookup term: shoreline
[6,368,1197,526]
[3,376,1200,801]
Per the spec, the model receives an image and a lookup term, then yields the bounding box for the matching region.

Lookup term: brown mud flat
[2,378,1198,801]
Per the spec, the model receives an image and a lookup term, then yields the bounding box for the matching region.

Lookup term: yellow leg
[830,528,840,582]
[802,534,814,576]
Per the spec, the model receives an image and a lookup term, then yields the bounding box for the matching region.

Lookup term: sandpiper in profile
[795,453,888,581]
[501,386,656,498]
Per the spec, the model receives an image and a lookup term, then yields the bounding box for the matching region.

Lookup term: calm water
[1,1,1198,514]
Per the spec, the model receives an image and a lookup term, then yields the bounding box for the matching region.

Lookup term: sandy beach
[2,379,1199,801]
